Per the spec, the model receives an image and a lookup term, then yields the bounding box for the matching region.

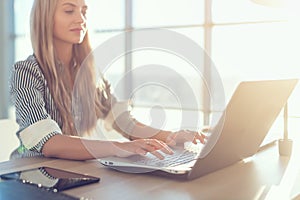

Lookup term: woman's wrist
[151,130,172,142]
[110,141,133,158]
[110,141,122,157]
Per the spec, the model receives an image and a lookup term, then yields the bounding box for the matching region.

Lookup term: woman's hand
[113,139,173,159]
[166,130,207,146]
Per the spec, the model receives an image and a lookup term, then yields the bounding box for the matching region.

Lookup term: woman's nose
[75,11,86,24]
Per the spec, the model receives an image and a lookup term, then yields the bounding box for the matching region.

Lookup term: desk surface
[0,143,299,200]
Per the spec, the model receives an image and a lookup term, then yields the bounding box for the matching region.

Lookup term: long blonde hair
[30,0,112,136]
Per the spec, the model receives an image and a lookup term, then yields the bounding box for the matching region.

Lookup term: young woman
[9,0,206,161]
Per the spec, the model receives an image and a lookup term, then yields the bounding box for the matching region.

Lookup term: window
[211,0,300,118]
[132,0,204,27]
[13,1,300,128]
[14,0,33,61]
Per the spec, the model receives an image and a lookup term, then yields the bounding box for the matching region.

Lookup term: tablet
[0,181,80,200]
[0,166,100,192]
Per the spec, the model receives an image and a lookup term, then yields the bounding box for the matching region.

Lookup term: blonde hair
[30,0,112,136]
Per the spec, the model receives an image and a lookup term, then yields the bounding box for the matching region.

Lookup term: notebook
[100,79,298,180]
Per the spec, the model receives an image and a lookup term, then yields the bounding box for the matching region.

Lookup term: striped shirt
[9,55,135,158]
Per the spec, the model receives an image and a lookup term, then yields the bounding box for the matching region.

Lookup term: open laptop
[100,79,298,180]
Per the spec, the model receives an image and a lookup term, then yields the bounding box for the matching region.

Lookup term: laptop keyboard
[132,143,202,168]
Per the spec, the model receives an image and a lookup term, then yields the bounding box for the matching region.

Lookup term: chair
[0,119,19,162]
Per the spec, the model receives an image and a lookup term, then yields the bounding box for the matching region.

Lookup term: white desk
[0,142,299,200]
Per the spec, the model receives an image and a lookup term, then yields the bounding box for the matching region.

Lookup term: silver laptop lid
[188,79,298,179]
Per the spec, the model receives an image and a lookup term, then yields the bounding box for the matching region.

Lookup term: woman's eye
[82,9,87,16]
[65,10,74,14]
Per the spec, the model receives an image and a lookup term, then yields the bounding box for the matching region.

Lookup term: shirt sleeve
[93,78,137,139]
[103,100,137,139]
[103,99,161,140]
[98,78,161,140]
[10,60,62,153]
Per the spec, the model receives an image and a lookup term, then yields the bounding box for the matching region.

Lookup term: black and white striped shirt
[9,55,135,158]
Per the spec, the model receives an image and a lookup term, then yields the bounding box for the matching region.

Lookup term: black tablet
[0,166,100,192]
[0,181,80,200]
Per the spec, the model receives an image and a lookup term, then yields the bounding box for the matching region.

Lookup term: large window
[211,0,300,118]
[14,0,33,62]
[13,1,300,130]
[210,0,300,141]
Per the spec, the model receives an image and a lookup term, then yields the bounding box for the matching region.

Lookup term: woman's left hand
[165,130,207,146]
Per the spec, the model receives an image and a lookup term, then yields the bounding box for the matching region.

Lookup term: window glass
[212,22,300,114]
[15,37,33,61]
[130,28,205,110]
[13,0,300,118]
[14,0,33,61]
[212,0,288,23]
[132,0,204,28]
[87,0,125,30]
[89,31,125,90]
[14,0,32,35]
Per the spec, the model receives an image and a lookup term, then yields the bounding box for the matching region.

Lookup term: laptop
[100,79,298,180]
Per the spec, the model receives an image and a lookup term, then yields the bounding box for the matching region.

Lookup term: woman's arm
[42,134,116,160]
[130,122,207,145]
[42,134,173,161]
[104,99,207,145]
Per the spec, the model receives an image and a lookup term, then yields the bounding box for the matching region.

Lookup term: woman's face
[53,0,88,46]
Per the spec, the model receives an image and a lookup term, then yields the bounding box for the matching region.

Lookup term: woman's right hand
[113,139,173,160]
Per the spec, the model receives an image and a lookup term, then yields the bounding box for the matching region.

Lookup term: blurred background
[1,0,300,141]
